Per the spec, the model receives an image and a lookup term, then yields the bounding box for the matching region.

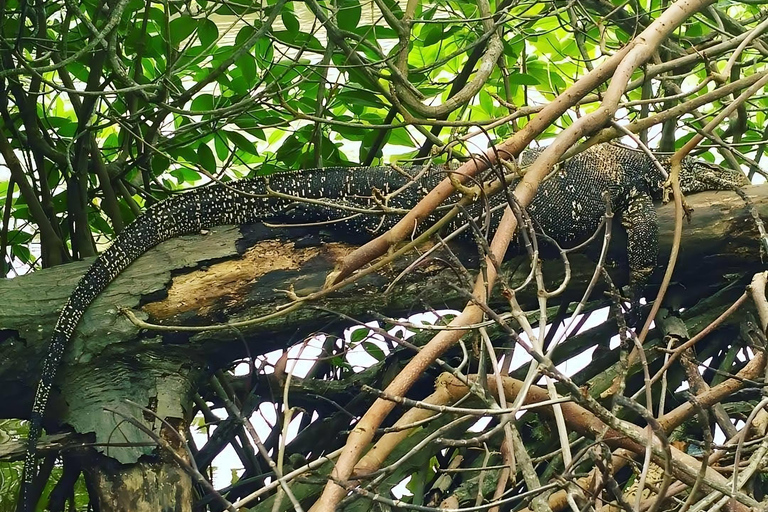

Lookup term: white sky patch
[191,413,246,489]
[713,424,726,445]
[391,476,413,499]
[554,345,597,377]
[254,402,278,433]
[285,411,304,442]
[501,329,534,372]
[210,437,242,488]
[285,338,325,378]
[468,416,492,433]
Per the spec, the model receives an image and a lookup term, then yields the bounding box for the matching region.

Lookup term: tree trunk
[89,455,193,512]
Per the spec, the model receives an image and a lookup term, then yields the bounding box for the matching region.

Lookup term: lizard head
[679,158,751,193]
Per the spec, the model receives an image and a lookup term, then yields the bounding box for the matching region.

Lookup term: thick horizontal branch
[0,185,765,422]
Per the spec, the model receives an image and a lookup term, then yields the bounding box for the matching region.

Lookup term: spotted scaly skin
[20,143,748,511]
[521,143,748,290]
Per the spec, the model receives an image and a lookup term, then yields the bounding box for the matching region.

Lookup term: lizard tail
[19,209,168,510]
[20,331,67,511]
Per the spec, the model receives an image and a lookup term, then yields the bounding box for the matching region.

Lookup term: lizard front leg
[620,191,659,325]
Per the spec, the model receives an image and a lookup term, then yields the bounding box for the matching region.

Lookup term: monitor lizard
[18,141,749,510]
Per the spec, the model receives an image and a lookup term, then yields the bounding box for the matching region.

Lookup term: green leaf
[57,120,79,137]
[197,18,218,47]
[275,134,303,166]
[11,244,32,264]
[11,204,30,221]
[479,90,494,116]
[685,21,703,37]
[421,4,438,20]
[281,9,300,33]
[171,145,198,163]
[6,230,33,245]
[335,91,384,111]
[229,76,248,95]
[233,116,270,139]
[170,167,202,184]
[89,209,114,236]
[271,31,323,51]
[235,53,257,83]
[329,355,353,373]
[214,0,261,15]
[421,24,444,47]
[254,38,274,68]
[549,71,566,90]
[191,94,214,112]
[169,15,196,46]
[214,135,229,161]
[44,116,75,128]
[350,327,370,343]
[354,24,397,41]
[361,341,385,362]
[225,130,259,155]
[197,143,216,174]
[104,133,119,152]
[388,127,413,147]
[151,154,170,174]
[337,0,361,29]
[235,25,257,47]
[360,131,383,162]
[139,58,152,79]
[145,6,166,27]
[508,73,540,86]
